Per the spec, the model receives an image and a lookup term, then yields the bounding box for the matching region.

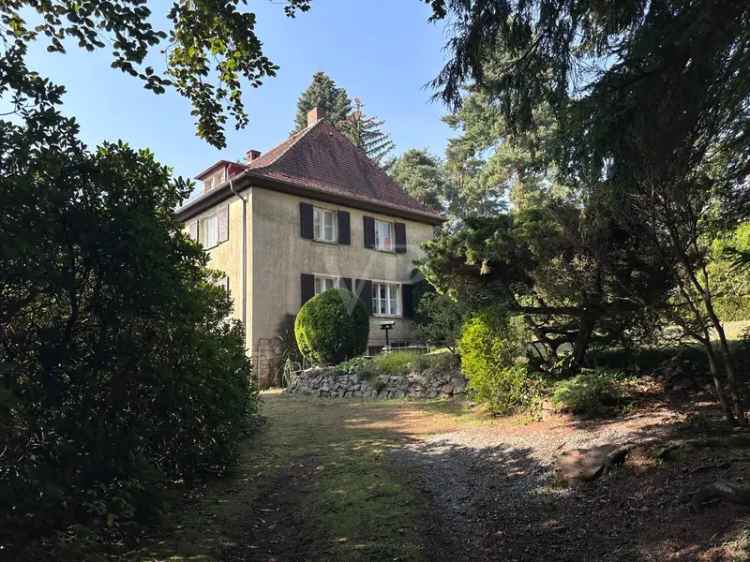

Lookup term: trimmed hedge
[295,288,369,365]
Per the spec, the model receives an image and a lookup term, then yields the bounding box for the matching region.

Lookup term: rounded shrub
[294,288,369,365]
[458,309,540,415]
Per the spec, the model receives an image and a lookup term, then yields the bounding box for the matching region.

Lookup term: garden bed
[285,351,467,399]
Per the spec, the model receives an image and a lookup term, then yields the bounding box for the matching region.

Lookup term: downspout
[229,175,248,333]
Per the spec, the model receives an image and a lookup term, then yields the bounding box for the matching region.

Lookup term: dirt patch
[391,406,750,561]
[220,456,324,562]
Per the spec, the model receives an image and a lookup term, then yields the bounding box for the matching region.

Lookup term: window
[371,282,401,316]
[374,219,394,251]
[314,275,339,295]
[199,214,218,248]
[204,168,225,192]
[313,207,337,242]
[197,206,228,249]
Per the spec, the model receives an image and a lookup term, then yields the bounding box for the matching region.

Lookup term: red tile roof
[176,120,444,224]
[245,121,441,219]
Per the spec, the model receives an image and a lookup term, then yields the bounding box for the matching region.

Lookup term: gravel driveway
[392,406,747,561]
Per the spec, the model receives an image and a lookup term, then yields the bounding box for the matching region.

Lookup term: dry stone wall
[285,366,467,399]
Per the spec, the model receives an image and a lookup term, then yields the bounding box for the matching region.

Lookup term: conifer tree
[293,72,351,132]
[342,98,396,166]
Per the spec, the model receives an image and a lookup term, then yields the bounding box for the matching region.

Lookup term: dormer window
[204,168,226,192]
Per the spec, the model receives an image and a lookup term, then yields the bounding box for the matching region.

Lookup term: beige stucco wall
[183,187,253,352]
[250,186,436,354]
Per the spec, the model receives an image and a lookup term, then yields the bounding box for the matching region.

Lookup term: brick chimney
[245,149,261,163]
[307,106,325,127]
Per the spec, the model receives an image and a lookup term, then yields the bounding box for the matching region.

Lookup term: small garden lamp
[379,321,395,351]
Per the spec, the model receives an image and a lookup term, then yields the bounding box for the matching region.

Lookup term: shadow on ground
[125,392,749,562]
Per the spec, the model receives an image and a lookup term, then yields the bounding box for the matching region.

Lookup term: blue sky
[24,1,455,196]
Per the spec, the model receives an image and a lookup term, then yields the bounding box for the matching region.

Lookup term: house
[175,108,444,386]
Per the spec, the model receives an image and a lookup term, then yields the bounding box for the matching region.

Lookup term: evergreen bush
[458,310,540,415]
[294,289,369,364]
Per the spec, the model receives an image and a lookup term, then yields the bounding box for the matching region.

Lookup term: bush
[1,141,256,548]
[458,310,540,415]
[550,370,629,417]
[373,350,422,374]
[295,288,369,365]
[335,350,456,378]
[415,290,467,354]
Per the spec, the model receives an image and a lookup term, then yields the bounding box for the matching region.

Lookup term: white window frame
[314,275,340,295]
[197,206,228,250]
[371,281,401,317]
[199,214,219,249]
[205,168,225,192]
[374,219,394,252]
[313,206,338,243]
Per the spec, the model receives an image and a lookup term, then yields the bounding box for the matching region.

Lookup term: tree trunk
[701,290,747,425]
[569,311,596,375]
[702,340,736,424]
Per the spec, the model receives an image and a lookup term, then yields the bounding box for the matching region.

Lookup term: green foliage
[387,149,449,210]
[295,289,369,365]
[372,351,422,375]
[335,350,456,378]
[709,222,750,321]
[0,131,256,540]
[415,290,468,354]
[341,98,395,166]
[550,371,630,417]
[2,0,311,148]
[458,309,540,415]
[293,71,352,132]
[293,76,394,165]
[275,314,303,386]
[419,206,667,375]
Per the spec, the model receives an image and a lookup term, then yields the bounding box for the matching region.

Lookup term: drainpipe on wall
[229,176,248,336]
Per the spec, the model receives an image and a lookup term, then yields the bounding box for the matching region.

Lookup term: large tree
[2,0,312,148]
[0,1,265,547]
[293,71,352,132]
[341,98,396,166]
[419,199,669,375]
[426,0,750,182]
[426,0,750,423]
[387,149,449,210]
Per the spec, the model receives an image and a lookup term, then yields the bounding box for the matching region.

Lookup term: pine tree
[293,72,351,132]
[387,149,448,211]
[342,98,395,166]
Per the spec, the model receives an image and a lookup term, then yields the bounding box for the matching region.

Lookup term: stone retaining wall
[285,366,468,399]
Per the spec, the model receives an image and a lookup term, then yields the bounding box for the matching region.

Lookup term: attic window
[204,168,226,191]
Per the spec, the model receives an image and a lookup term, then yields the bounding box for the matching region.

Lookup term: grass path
[131,388,750,562]
[131,392,484,562]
